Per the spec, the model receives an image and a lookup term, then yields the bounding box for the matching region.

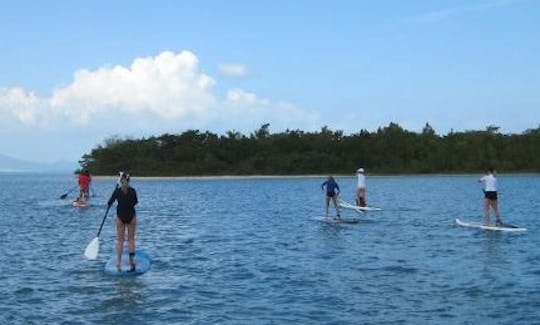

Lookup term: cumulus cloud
[0,87,43,127]
[218,63,249,77]
[0,50,318,136]
[0,50,218,130]
[49,50,217,124]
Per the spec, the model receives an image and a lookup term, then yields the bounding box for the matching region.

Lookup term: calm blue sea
[0,173,539,324]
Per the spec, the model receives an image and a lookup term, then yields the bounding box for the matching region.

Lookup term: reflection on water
[481,232,507,262]
[110,278,146,307]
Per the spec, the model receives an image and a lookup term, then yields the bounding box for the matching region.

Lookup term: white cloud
[49,50,217,123]
[218,63,249,77]
[0,87,42,127]
[221,88,319,132]
[226,88,269,107]
[0,50,318,136]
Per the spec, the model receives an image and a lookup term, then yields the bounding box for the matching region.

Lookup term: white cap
[357,168,364,173]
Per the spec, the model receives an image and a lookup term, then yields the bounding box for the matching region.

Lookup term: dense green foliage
[80,123,540,176]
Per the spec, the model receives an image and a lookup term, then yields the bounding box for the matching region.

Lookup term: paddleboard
[104,250,151,276]
[338,200,381,212]
[314,216,359,224]
[455,218,527,232]
[72,200,89,208]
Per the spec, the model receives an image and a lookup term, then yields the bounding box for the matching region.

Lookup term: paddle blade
[84,237,100,260]
[60,193,68,199]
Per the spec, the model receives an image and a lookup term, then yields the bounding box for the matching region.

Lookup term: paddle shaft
[96,205,111,237]
[96,184,119,237]
[60,186,78,199]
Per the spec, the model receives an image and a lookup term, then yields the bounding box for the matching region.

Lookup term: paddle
[84,183,119,260]
[60,186,77,199]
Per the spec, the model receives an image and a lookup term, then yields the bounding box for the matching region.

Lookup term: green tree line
[79,123,540,176]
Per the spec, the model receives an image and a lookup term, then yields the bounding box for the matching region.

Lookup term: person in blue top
[321,176,341,219]
[108,172,138,272]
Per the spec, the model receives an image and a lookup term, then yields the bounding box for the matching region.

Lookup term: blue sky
[0,0,538,163]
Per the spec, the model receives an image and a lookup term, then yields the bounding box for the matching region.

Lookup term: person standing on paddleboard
[356,167,367,207]
[76,169,91,202]
[478,167,503,226]
[108,172,138,272]
[321,176,341,219]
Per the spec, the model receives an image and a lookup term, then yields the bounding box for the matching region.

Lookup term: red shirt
[78,174,91,188]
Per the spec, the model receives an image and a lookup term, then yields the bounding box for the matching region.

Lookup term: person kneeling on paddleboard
[108,172,138,272]
[321,176,341,219]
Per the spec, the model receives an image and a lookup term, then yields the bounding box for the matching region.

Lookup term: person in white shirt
[356,167,367,207]
[478,167,503,226]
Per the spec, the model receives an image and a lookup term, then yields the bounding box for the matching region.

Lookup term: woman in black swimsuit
[108,172,138,271]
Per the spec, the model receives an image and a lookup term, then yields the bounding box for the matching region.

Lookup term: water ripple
[1,174,540,324]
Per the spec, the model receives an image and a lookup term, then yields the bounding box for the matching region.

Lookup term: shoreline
[90,173,540,181]
[92,174,329,180]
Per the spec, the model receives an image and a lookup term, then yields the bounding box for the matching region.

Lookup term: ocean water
[0,173,539,324]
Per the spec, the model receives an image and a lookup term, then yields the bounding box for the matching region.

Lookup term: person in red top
[77,170,91,201]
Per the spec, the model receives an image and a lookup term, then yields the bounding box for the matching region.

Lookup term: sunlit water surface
[1,173,539,324]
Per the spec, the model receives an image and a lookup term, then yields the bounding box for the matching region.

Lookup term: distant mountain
[0,153,76,173]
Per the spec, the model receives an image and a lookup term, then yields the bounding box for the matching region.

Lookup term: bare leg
[491,200,503,225]
[483,198,490,226]
[331,196,340,218]
[360,188,366,207]
[116,218,125,271]
[356,188,366,207]
[325,196,330,218]
[128,215,137,269]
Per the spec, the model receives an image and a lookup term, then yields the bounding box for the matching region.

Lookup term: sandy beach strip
[77,172,529,181]
[91,174,331,181]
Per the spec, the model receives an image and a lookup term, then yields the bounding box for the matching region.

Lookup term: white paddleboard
[455,218,527,232]
[338,199,381,212]
[314,216,359,224]
[72,200,89,208]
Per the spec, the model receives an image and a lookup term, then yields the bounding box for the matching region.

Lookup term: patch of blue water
[0,174,539,324]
